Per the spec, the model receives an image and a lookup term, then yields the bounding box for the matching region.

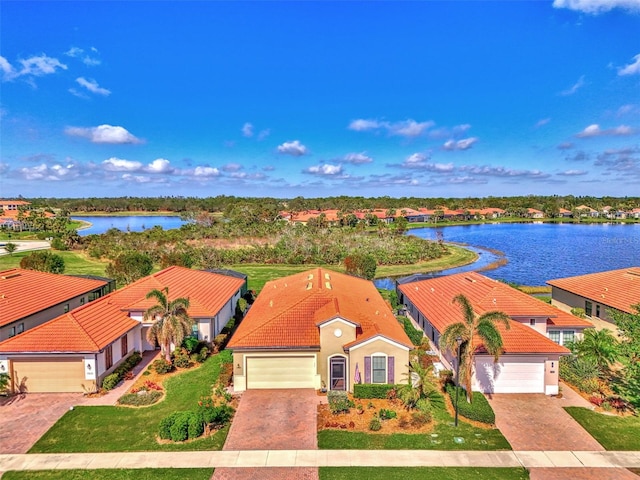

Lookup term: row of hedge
[353,383,403,399]
[398,316,424,346]
[102,351,143,391]
[159,403,234,442]
[445,385,495,424]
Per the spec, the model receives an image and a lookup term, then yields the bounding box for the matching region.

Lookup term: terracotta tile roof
[0,266,245,353]
[548,267,640,314]
[228,268,412,350]
[0,269,108,328]
[0,294,138,353]
[111,266,245,318]
[398,272,582,355]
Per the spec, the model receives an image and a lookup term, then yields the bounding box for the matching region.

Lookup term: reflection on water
[74,216,188,236]
[376,223,640,288]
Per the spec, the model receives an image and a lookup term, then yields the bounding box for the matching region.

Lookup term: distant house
[631,208,640,219]
[398,272,591,394]
[228,268,412,392]
[526,208,544,219]
[0,268,112,342]
[0,200,30,211]
[558,208,573,218]
[548,267,640,323]
[576,205,599,218]
[0,266,246,393]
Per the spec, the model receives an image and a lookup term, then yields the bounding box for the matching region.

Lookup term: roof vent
[324,273,330,280]
[306,282,312,290]
[375,310,379,315]
[325,282,332,290]
[269,300,273,307]
[1,273,21,280]
[465,276,476,283]
[430,287,435,292]
[492,298,497,304]
[415,286,419,291]
[307,274,314,280]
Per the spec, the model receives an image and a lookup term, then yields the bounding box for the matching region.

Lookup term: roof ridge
[67,310,101,351]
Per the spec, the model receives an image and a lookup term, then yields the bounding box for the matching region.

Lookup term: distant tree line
[20,194,640,215]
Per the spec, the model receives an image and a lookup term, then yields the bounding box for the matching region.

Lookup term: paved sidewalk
[1,450,639,471]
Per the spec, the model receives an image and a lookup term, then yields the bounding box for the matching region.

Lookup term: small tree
[344,253,377,280]
[19,251,65,274]
[568,328,618,375]
[106,252,153,286]
[144,287,193,362]
[0,373,10,395]
[439,294,511,403]
[3,242,17,256]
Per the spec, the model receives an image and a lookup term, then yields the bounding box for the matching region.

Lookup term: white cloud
[257,129,271,140]
[65,124,142,144]
[0,54,67,82]
[342,152,373,164]
[18,162,82,181]
[460,165,551,179]
[241,122,254,137]
[576,124,636,138]
[65,46,101,67]
[560,76,585,96]
[536,118,551,128]
[392,153,454,172]
[618,54,640,76]
[102,157,143,172]
[193,166,220,177]
[348,118,434,138]
[557,169,588,176]
[304,164,343,176]
[222,163,243,172]
[617,104,639,116]
[443,137,478,151]
[146,158,173,173]
[277,140,308,156]
[553,0,640,14]
[76,77,111,96]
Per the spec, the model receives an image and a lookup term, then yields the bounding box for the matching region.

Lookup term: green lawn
[320,467,529,480]
[0,250,109,276]
[30,355,229,453]
[2,469,213,480]
[318,397,511,450]
[231,244,476,293]
[564,407,640,450]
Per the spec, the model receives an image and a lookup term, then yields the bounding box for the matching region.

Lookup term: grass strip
[564,407,640,450]
[320,467,529,480]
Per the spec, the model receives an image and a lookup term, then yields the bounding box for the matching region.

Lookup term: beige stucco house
[228,268,412,392]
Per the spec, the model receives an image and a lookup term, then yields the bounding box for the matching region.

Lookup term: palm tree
[569,328,618,375]
[144,287,193,362]
[439,294,511,402]
[398,358,443,412]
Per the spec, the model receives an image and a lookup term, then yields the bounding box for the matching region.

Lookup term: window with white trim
[563,330,575,345]
[549,330,560,344]
[372,356,387,383]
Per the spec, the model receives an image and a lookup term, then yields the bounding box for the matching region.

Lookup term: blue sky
[1,1,639,199]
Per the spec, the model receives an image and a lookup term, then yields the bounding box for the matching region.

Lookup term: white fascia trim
[347,335,411,352]
[317,317,359,329]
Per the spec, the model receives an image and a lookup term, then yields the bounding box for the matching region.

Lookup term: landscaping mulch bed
[317,397,434,434]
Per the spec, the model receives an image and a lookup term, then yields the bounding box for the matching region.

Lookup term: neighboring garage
[474,357,545,394]
[10,357,87,393]
[246,355,317,389]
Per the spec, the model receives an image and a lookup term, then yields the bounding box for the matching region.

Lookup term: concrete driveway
[0,393,83,453]
[487,392,603,451]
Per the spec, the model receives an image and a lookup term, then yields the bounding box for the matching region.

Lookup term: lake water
[73,216,188,236]
[73,216,640,286]
[402,223,640,286]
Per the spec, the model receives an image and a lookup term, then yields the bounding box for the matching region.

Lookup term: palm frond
[453,294,475,326]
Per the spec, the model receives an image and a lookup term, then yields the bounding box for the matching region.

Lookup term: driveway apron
[213,389,319,480]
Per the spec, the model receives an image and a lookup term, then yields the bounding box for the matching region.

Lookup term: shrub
[378,408,397,420]
[188,412,205,439]
[182,337,200,353]
[172,349,192,369]
[410,410,431,427]
[195,347,209,363]
[398,316,424,346]
[354,384,401,399]
[118,390,163,406]
[368,417,382,431]
[328,390,354,414]
[102,373,120,391]
[398,415,410,428]
[446,385,495,424]
[169,412,191,442]
[197,397,235,427]
[213,334,228,352]
[153,358,174,374]
[438,370,454,389]
[560,356,600,394]
[571,307,586,319]
[159,412,181,440]
[589,396,604,407]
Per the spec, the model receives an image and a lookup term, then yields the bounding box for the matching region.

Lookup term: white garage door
[246,356,316,389]
[474,357,544,393]
[11,357,85,393]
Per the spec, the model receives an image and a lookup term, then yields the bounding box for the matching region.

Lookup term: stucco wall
[349,339,410,390]
[318,319,357,387]
[551,286,615,322]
